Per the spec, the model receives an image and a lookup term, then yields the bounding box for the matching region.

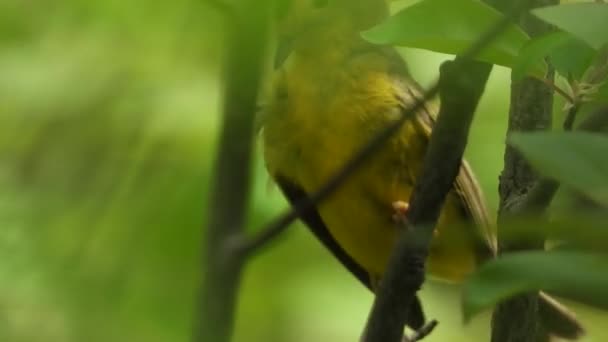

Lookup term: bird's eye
[312,0,329,9]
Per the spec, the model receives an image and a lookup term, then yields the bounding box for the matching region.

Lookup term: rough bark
[491,1,559,342]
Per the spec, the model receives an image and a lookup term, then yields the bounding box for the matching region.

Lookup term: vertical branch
[196,2,270,342]
[498,4,557,219]
[491,1,558,342]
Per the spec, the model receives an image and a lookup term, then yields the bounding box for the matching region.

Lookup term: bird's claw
[392,200,410,225]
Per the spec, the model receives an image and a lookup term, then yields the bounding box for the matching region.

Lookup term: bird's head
[274,0,390,67]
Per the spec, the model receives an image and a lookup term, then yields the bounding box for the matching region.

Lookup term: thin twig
[563,102,581,130]
[533,76,575,104]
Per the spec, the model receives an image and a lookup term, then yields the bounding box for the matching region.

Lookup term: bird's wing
[454,160,497,258]
[274,174,426,330]
[275,175,372,289]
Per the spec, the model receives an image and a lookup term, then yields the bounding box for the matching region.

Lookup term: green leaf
[513,32,597,81]
[362,0,530,67]
[532,3,608,50]
[550,35,598,80]
[463,251,608,321]
[495,217,608,253]
[512,32,566,80]
[510,132,608,206]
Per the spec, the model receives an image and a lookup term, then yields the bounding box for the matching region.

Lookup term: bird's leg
[392,200,439,237]
[392,200,410,225]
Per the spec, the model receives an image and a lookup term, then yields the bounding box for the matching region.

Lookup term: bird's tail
[539,292,585,340]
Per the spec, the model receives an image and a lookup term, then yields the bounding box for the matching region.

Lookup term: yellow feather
[263,0,487,282]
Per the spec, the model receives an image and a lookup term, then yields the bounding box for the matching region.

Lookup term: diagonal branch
[361,57,492,342]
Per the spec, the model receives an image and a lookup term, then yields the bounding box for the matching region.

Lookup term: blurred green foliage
[0,1,606,341]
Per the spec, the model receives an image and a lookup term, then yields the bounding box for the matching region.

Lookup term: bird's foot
[392,200,410,225]
[391,200,440,237]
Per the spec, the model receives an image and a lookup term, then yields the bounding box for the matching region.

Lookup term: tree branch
[563,102,581,131]
[534,76,575,104]
[504,102,579,217]
[507,105,608,216]
[195,3,270,342]
[492,1,559,341]
[361,57,492,342]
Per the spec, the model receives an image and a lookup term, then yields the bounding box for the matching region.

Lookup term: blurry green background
[0,0,605,341]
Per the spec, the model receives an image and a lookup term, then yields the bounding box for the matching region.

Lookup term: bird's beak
[274,36,294,69]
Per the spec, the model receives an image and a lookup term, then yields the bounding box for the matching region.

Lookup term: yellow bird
[261,0,582,338]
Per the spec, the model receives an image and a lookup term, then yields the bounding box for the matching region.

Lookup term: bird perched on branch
[260,0,583,338]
